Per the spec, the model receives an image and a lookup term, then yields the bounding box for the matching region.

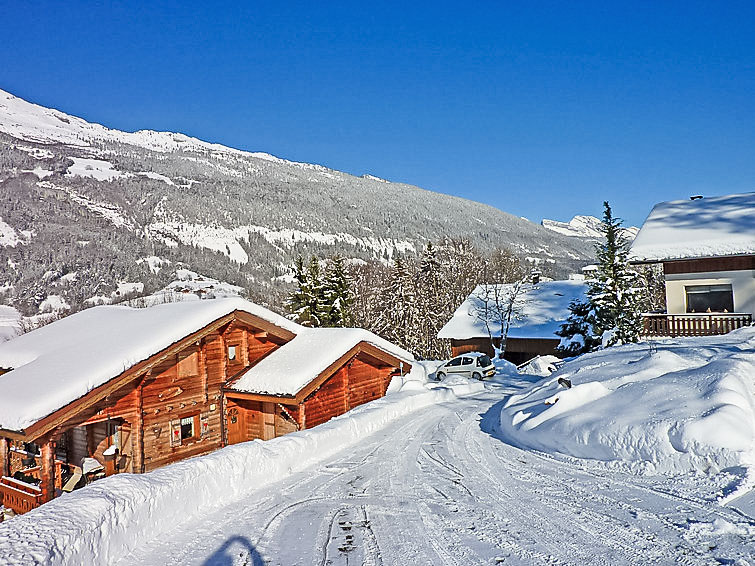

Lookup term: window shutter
[200,413,210,437]
[169,420,181,447]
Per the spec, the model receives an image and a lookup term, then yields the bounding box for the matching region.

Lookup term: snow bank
[0,387,457,566]
[497,327,755,474]
[517,355,561,377]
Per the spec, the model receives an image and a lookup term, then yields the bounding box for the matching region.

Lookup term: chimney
[531,270,541,285]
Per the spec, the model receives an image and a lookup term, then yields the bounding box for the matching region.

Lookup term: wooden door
[226,407,246,445]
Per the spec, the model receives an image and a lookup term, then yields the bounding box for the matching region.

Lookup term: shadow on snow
[202,535,265,566]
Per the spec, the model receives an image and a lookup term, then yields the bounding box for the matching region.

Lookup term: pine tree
[415,242,449,359]
[556,299,601,356]
[285,255,309,322]
[374,258,420,352]
[558,202,643,353]
[322,255,353,327]
[285,255,326,327]
[590,201,643,346]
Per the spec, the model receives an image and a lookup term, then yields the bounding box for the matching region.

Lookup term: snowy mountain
[542,215,639,239]
[0,88,595,315]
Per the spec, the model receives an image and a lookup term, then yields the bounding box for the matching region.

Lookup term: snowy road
[117,386,755,566]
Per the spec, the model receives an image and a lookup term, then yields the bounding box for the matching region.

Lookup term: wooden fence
[641,313,752,338]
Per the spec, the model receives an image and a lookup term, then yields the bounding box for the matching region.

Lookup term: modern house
[437,280,587,364]
[0,298,411,515]
[629,192,755,337]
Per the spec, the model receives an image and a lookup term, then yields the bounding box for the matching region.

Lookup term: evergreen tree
[322,255,353,327]
[285,255,326,327]
[555,299,601,356]
[374,258,420,352]
[285,255,309,322]
[558,202,643,353]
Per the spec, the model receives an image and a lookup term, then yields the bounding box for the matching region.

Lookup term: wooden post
[220,393,227,447]
[199,340,208,402]
[297,405,306,431]
[133,382,145,474]
[0,437,9,478]
[40,437,57,503]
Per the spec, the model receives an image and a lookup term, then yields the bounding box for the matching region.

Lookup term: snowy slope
[0,88,596,316]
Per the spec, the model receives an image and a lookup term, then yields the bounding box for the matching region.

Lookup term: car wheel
[472,372,482,380]
[436,371,445,381]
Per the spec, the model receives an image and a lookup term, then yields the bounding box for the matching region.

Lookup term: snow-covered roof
[437,280,587,340]
[0,298,301,432]
[629,192,755,262]
[231,328,413,397]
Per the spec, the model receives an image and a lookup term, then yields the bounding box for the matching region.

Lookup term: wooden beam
[234,311,296,342]
[0,436,9,478]
[224,390,297,404]
[40,437,56,503]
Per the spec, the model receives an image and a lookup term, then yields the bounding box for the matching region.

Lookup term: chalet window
[180,416,195,441]
[685,284,734,313]
[169,414,202,447]
[177,350,199,378]
[228,345,237,362]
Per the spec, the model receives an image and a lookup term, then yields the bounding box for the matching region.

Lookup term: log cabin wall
[141,337,225,471]
[303,366,349,429]
[346,356,394,410]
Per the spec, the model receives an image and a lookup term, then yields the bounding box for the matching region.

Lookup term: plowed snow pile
[499,327,755,475]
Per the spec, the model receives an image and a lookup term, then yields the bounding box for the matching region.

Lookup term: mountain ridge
[0,88,596,317]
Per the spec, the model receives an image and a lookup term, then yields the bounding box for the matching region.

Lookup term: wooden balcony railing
[641,313,753,338]
[0,476,42,515]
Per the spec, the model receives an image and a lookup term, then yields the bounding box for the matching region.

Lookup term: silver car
[436,352,496,380]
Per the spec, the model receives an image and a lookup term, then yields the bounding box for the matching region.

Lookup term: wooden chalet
[437,280,587,364]
[0,299,411,515]
[629,192,754,337]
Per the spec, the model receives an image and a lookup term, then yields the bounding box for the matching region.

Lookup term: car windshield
[477,355,492,367]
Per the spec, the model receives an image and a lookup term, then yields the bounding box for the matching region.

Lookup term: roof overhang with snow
[438,280,587,341]
[0,298,300,438]
[228,328,414,400]
[628,192,755,264]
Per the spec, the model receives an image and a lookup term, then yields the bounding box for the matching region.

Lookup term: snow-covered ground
[2,333,755,565]
[499,327,755,478]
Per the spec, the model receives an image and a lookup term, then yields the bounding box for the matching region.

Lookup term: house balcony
[641,313,753,338]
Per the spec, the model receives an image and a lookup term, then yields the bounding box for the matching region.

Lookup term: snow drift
[498,327,755,474]
[0,386,460,566]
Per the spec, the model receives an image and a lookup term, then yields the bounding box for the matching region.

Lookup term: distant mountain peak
[542,215,639,240]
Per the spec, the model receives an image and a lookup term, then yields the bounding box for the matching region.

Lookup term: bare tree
[472,277,528,358]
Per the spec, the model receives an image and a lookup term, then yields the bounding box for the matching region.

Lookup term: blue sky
[1,1,753,226]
